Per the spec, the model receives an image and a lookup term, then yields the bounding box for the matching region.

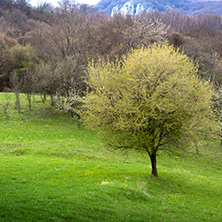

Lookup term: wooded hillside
[1,0,222,100]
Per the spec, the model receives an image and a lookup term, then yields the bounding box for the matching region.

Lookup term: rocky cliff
[95,0,222,16]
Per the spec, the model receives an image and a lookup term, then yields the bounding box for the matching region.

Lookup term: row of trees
[0,1,170,103]
[1,2,222,93]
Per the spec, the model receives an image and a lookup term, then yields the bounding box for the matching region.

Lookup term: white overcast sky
[29,0,101,7]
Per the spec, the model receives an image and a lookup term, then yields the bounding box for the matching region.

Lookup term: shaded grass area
[0,93,222,221]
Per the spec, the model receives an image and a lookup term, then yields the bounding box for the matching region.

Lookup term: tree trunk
[194,141,199,155]
[15,92,21,115]
[77,114,80,130]
[40,94,45,104]
[26,93,32,111]
[150,154,158,177]
[50,94,54,107]
[28,98,31,111]
[2,102,9,116]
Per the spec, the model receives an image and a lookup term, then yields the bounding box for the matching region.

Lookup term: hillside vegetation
[0,93,221,221]
[0,1,222,221]
[1,0,222,95]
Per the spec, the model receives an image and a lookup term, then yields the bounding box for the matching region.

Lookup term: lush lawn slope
[0,93,221,221]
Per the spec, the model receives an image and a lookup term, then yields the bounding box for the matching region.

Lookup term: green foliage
[83,43,219,175]
[10,44,37,74]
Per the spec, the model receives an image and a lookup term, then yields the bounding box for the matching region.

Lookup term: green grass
[0,93,222,221]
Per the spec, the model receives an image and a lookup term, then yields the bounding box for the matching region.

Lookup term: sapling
[1,93,11,116]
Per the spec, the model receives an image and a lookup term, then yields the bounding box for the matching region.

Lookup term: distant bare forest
[1,0,222,100]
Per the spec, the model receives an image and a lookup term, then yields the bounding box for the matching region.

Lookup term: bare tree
[1,93,11,116]
[33,56,85,106]
[33,60,60,107]
[10,72,24,115]
[122,13,168,49]
[46,1,91,61]
[22,71,34,111]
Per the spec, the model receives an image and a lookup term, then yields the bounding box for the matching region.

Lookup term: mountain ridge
[95,0,222,16]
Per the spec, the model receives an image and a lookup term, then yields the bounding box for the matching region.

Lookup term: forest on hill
[1,0,222,110]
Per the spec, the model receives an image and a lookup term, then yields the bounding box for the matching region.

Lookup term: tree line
[1,1,222,95]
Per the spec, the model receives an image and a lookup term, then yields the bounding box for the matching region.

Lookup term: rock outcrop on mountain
[95,0,222,16]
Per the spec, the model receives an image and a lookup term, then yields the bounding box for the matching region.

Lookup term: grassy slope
[0,93,222,222]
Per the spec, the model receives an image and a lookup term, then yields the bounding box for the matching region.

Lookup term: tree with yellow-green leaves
[82,43,219,177]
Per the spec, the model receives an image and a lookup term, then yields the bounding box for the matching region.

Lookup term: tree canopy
[82,43,218,177]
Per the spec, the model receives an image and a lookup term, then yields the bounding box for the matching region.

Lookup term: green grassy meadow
[0,93,222,221]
